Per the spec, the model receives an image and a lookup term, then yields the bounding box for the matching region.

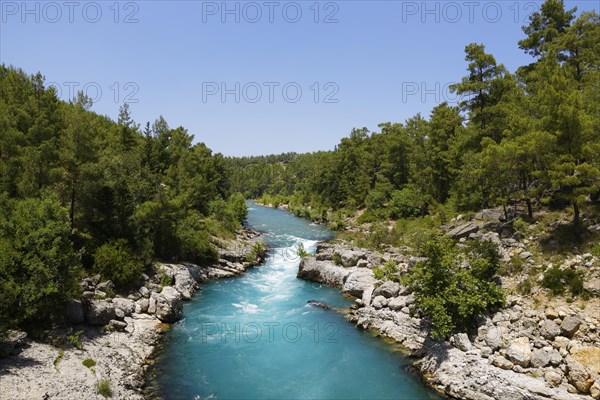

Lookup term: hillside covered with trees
[0,66,247,332]
[228,2,600,234]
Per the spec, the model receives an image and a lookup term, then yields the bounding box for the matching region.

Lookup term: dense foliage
[403,237,505,339]
[227,2,600,232]
[0,66,246,330]
[0,193,80,330]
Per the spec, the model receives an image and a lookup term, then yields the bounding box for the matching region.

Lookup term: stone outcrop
[447,222,481,239]
[84,300,116,325]
[566,356,596,393]
[342,268,376,297]
[297,257,349,287]
[561,316,582,337]
[540,319,562,340]
[505,337,532,367]
[373,281,401,298]
[339,249,367,268]
[151,287,183,323]
[112,298,136,319]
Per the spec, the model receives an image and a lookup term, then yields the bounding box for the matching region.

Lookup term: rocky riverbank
[298,228,600,400]
[0,229,264,400]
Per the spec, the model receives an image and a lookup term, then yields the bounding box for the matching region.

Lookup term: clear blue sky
[1,0,597,156]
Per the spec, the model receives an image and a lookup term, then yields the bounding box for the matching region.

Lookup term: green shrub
[513,218,530,237]
[327,211,346,230]
[392,217,437,252]
[373,260,401,282]
[389,185,428,219]
[54,348,65,367]
[296,243,308,258]
[97,379,112,398]
[159,272,172,288]
[247,242,266,263]
[228,193,248,225]
[403,236,504,339]
[499,254,525,275]
[542,266,584,296]
[356,209,379,224]
[467,240,500,280]
[83,358,96,368]
[333,252,342,266]
[94,239,143,289]
[429,202,456,226]
[591,243,600,257]
[67,330,84,350]
[365,222,396,250]
[365,189,387,210]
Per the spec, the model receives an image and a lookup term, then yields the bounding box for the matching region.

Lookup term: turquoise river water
[153,201,441,399]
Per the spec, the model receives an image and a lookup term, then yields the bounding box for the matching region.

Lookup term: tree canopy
[0,65,247,331]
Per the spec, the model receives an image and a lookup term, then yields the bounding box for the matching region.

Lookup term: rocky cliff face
[298,240,600,400]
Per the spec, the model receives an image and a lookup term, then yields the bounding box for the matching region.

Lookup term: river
[153,201,440,399]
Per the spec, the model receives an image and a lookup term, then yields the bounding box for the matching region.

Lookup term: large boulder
[505,337,532,367]
[342,269,376,298]
[136,298,149,313]
[584,279,600,296]
[112,298,136,319]
[148,295,157,314]
[447,222,480,239]
[361,285,374,307]
[65,299,84,324]
[96,280,114,293]
[485,326,504,350]
[539,319,561,340]
[572,347,600,375]
[530,348,551,368]
[545,347,563,366]
[544,370,563,388]
[371,295,388,309]
[85,300,116,325]
[152,287,183,323]
[297,257,350,288]
[492,355,514,370]
[387,296,408,311]
[339,250,367,268]
[139,286,150,298]
[452,333,472,352]
[372,281,401,298]
[174,266,197,299]
[480,231,502,247]
[0,330,27,357]
[566,356,595,393]
[474,209,503,221]
[107,319,128,332]
[561,316,581,337]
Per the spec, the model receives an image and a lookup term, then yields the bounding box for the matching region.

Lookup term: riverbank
[0,229,264,400]
[298,234,600,399]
